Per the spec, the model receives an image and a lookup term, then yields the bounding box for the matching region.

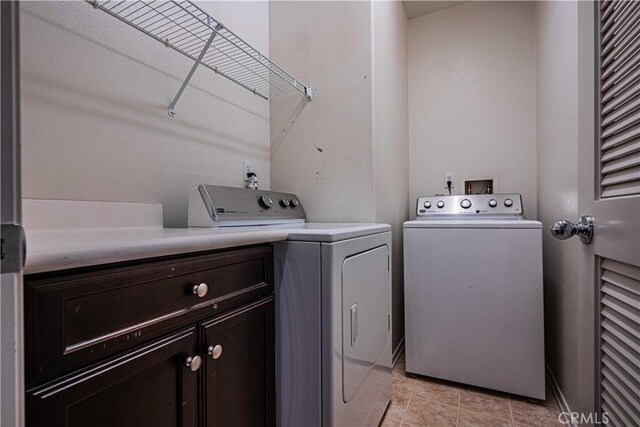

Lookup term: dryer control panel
[416,194,523,218]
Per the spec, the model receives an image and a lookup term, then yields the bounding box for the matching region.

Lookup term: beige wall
[20,1,270,227]
[373,0,409,354]
[269,1,374,223]
[270,0,409,352]
[535,1,580,411]
[408,1,537,219]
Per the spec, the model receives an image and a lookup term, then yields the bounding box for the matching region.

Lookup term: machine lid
[415,193,525,219]
[284,223,391,242]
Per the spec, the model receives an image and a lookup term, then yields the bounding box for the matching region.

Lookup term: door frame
[576,1,597,416]
[1,1,25,425]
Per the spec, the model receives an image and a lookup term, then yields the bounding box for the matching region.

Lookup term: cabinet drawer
[26,245,273,385]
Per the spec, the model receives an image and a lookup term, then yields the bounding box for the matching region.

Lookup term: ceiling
[402,1,468,19]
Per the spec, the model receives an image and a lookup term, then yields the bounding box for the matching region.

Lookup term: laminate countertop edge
[23,227,289,275]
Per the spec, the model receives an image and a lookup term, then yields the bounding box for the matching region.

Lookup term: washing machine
[403,193,544,399]
[188,185,393,426]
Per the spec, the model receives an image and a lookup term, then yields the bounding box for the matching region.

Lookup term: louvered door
[592,1,640,425]
[599,260,640,426]
[599,0,640,197]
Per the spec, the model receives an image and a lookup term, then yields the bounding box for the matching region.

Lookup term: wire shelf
[89,0,312,110]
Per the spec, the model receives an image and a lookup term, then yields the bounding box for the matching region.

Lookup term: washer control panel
[416,194,523,218]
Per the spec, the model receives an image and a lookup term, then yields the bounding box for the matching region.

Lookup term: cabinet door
[27,329,199,427]
[202,297,275,427]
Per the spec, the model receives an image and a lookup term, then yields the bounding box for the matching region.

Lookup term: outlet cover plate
[444,173,456,189]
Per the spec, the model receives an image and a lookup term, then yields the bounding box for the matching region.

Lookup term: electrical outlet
[242,160,252,179]
[444,173,456,189]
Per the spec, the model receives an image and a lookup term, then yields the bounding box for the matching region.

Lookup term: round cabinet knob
[504,198,513,207]
[436,201,445,209]
[192,283,208,298]
[258,195,273,209]
[279,199,290,208]
[423,201,432,209]
[460,199,472,209]
[488,199,498,208]
[208,344,223,360]
[290,198,299,208]
[185,355,202,372]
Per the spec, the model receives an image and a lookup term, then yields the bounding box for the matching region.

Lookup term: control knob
[436,200,445,209]
[258,195,273,209]
[290,198,299,208]
[424,201,432,209]
[460,199,472,209]
[279,199,291,208]
[504,198,514,207]
[488,199,498,208]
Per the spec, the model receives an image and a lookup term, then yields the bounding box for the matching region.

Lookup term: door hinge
[1,223,26,273]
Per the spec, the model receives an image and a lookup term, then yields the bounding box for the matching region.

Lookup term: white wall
[20,1,270,227]
[270,0,409,352]
[535,0,580,411]
[408,1,537,219]
[373,0,409,354]
[269,1,374,223]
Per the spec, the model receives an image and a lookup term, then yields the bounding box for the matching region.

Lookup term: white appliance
[189,185,393,426]
[403,193,545,399]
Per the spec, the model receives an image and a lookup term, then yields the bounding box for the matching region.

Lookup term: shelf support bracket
[304,86,314,101]
[168,25,222,117]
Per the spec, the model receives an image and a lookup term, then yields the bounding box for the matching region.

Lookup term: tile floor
[381,354,563,427]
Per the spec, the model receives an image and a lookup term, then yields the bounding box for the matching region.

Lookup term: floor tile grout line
[508,398,515,426]
[455,388,461,426]
[399,377,415,425]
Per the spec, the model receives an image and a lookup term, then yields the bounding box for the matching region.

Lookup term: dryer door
[341,245,390,402]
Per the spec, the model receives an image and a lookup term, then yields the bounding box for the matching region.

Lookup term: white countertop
[24,226,289,274]
[22,199,290,275]
[22,199,390,274]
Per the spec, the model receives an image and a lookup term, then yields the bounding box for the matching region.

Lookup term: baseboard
[546,363,576,427]
[392,337,405,367]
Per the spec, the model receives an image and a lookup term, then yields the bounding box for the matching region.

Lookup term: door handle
[550,216,594,245]
[350,303,358,347]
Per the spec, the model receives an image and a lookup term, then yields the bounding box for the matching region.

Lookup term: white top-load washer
[403,194,545,400]
[189,185,393,427]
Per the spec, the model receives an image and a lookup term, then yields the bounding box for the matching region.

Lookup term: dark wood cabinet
[25,245,275,427]
[202,298,275,427]
[27,329,199,427]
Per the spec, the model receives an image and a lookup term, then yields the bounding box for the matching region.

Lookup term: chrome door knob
[185,355,202,372]
[192,283,209,298]
[208,344,223,359]
[550,216,594,245]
